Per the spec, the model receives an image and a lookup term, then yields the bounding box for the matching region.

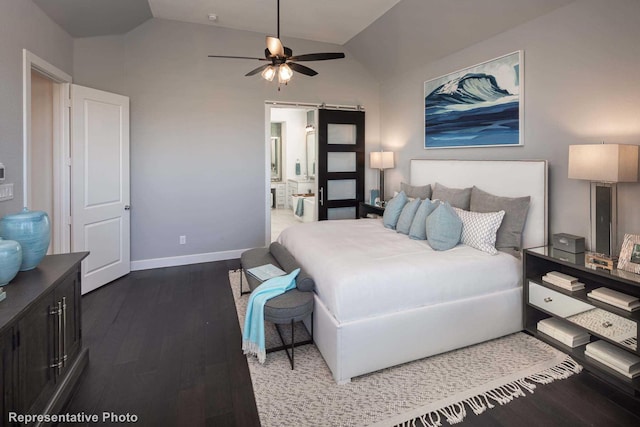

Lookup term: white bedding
[278,218,522,323]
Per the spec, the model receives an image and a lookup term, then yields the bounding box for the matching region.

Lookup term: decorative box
[552,233,585,254]
[552,248,585,265]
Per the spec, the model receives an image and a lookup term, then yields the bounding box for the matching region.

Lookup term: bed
[278,160,548,383]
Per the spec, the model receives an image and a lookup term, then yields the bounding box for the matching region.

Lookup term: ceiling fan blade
[288,52,345,62]
[288,63,318,76]
[245,64,270,76]
[208,55,267,61]
[266,36,284,57]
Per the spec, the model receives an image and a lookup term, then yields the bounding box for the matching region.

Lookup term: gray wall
[352,0,640,251]
[73,19,380,262]
[0,0,73,217]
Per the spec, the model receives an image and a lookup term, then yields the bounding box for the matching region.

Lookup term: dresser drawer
[528,281,593,318]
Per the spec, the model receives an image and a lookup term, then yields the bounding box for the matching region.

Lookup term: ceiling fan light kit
[261,65,276,82]
[207,0,345,89]
[278,63,293,84]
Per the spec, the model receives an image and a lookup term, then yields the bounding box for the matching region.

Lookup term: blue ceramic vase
[0,237,22,285]
[0,208,50,271]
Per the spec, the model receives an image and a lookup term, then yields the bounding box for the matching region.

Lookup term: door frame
[263,102,364,244]
[22,50,72,254]
[264,102,319,245]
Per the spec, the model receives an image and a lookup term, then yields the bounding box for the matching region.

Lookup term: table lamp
[370,151,394,203]
[568,143,639,256]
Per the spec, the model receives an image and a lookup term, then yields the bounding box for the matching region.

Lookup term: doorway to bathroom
[266,103,318,243]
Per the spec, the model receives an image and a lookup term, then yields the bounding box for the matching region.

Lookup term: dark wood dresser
[0,252,89,425]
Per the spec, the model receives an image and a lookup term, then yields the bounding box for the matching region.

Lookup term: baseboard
[131,248,251,271]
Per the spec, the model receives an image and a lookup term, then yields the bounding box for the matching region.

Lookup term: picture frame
[617,233,640,274]
[369,189,379,206]
[424,51,523,149]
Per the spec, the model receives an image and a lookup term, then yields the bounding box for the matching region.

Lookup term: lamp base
[591,182,617,257]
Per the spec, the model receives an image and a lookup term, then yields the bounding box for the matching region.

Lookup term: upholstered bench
[240,242,314,369]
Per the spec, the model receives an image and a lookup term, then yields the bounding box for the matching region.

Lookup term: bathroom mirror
[306,131,316,179]
[270,136,281,181]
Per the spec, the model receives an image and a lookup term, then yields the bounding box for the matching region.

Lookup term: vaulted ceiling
[32,0,576,79]
[32,0,402,44]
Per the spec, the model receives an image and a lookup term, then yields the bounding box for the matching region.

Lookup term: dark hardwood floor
[65,261,640,426]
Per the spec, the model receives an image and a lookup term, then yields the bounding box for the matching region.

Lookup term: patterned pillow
[396,198,422,235]
[453,208,505,255]
[383,191,408,230]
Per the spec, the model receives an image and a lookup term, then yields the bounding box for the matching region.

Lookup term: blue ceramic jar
[0,237,22,285]
[0,208,50,271]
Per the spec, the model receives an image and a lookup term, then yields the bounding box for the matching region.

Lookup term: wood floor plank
[65,260,640,427]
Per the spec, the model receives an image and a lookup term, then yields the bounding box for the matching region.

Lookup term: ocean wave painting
[424,51,523,149]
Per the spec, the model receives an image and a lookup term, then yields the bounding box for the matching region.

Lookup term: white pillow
[453,208,505,255]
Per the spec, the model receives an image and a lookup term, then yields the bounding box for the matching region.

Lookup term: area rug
[228,270,582,427]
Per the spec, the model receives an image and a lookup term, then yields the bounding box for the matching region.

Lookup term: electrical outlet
[179,235,186,245]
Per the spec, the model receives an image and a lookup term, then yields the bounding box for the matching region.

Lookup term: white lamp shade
[568,144,638,182]
[370,151,394,169]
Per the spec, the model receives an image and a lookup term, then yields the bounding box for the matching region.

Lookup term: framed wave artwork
[424,51,523,149]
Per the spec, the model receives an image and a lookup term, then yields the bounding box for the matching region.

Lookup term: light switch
[0,183,14,201]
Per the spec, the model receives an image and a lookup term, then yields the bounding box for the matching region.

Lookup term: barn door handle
[319,187,324,206]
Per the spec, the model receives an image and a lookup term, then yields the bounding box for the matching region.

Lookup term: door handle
[124,205,131,211]
[319,187,324,206]
[62,297,67,366]
[50,302,63,372]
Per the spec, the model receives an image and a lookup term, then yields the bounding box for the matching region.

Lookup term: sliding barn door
[317,109,365,220]
[71,84,130,294]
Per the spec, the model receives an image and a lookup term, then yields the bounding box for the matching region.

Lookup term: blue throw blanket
[242,268,300,363]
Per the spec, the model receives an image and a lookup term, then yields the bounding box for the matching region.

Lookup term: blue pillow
[409,199,440,240]
[383,191,408,230]
[425,202,462,251]
[396,198,422,235]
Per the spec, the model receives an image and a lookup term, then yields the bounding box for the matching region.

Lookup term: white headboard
[410,160,548,249]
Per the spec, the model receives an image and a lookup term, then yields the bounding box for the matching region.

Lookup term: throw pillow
[432,182,472,210]
[396,198,422,235]
[453,208,505,255]
[470,186,531,252]
[425,202,462,251]
[383,191,408,230]
[408,199,440,240]
[401,182,432,200]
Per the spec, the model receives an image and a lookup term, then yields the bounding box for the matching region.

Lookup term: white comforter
[278,219,521,323]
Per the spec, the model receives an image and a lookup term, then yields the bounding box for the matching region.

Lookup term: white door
[71,84,130,294]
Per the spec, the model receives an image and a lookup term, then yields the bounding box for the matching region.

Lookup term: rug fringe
[396,355,581,427]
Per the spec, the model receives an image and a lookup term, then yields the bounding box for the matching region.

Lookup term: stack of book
[537,318,590,347]
[0,287,5,302]
[587,287,640,312]
[542,271,585,291]
[585,340,640,379]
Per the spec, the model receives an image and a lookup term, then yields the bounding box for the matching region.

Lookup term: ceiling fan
[207,0,345,88]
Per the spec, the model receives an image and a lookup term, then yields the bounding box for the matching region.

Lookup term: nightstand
[524,246,640,396]
[358,202,385,219]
